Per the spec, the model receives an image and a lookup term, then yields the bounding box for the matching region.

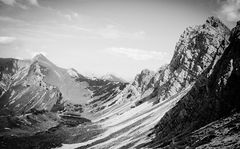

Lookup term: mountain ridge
[131,16,230,107]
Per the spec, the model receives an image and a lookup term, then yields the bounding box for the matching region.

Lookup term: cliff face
[147,20,240,148]
[153,16,230,103]
[132,69,155,94]
[132,17,230,106]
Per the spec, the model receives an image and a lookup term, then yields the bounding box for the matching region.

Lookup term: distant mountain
[81,72,99,80]
[28,54,92,105]
[100,74,126,83]
[0,56,62,114]
[0,54,127,115]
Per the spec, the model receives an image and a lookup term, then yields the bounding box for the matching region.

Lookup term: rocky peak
[206,16,226,28]
[206,16,220,27]
[205,16,230,37]
[147,20,240,148]
[33,53,47,61]
[32,53,55,67]
[132,69,155,93]
[152,17,231,103]
[140,69,153,75]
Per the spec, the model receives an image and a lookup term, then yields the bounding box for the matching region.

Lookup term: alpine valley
[0,17,240,149]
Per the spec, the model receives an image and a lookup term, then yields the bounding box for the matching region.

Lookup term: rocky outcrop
[132,65,168,98]
[132,69,155,94]
[132,17,230,106]
[152,16,230,103]
[146,20,240,148]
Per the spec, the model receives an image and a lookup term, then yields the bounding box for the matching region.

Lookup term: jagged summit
[206,16,224,27]
[33,53,47,61]
[132,16,231,104]
[140,69,154,75]
[130,16,231,102]
[205,16,230,35]
[155,18,230,101]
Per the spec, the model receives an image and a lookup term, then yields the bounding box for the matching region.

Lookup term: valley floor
[58,85,192,149]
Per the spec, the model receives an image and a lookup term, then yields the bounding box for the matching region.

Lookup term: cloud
[27,0,38,6]
[63,14,72,21]
[0,0,15,5]
[217,0,240,22]
[108,47,171,61]
[97,25,145,40]
[0,0,39,8]
[52,10,80,21]
[61,23,145,40]
[0,16,29,25]
[0,36,16,44]
[72,12,79,17]
[98,25,121,39]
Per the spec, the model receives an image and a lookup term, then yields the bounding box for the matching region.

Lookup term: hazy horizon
[0,0,239,81]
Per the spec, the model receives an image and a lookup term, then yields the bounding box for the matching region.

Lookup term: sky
[0,0,239,81]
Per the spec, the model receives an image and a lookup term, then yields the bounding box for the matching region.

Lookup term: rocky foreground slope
[0,17,239,149]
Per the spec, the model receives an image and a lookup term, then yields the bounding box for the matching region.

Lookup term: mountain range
[0,16,240,149]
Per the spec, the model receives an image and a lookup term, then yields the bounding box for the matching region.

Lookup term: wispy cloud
[56,11,80,21]
[59,23,145,40]
[0,0,39,8]
[107,47,171,61]
[97,25,145,40]
[27,0,38,6]
[0,0,15,5]
[217,0,240,22]
[0,36,16,44]
[0,16,30,25]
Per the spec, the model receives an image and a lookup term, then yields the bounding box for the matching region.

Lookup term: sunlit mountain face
[0,0,240,149]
